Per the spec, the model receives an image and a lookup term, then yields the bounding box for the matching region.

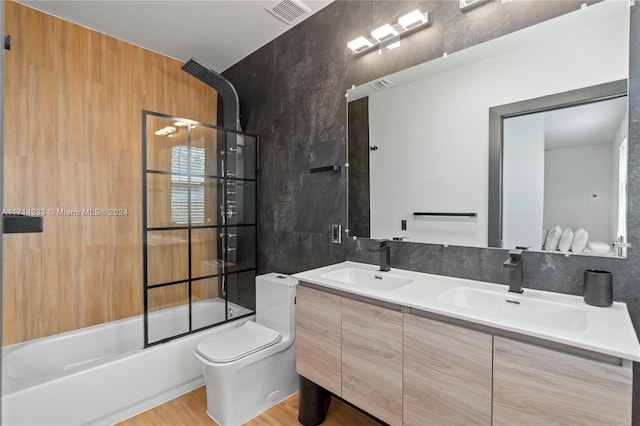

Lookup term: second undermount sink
[320,268,413,291]
[438,287,587,331]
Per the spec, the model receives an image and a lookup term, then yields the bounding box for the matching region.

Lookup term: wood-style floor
[117,386,382,426]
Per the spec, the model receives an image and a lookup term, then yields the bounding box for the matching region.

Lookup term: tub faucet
[503,249,524,294]
[369,239,391,272]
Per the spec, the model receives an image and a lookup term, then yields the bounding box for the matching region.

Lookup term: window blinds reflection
[171,145,206,224]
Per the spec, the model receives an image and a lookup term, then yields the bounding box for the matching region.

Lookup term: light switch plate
[331,224,342,243]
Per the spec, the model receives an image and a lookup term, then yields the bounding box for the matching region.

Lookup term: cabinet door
[493,336,632,425]
[403,315,492,426]
[342,298,403,426]
[295,285,342,395]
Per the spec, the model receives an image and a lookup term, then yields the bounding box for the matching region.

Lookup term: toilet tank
[255,273,298,337]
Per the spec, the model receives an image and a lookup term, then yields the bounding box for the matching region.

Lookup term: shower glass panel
[225,181,257,226]
[147,174,177,228]
[147,283,190,343]
[191,125,222,177]
[192,277,225,329]
[143,111,258,346]
[224,226,256,272]
[226,270,258,315]
[191,228,220,278]
[146,230,189,286]
[226,133,257,180]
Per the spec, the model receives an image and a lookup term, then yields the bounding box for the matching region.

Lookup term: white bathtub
[2,298,253,426]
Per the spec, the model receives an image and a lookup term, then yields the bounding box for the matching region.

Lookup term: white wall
[502,114,545,250]
[543,144,613,242]
[368,11,627,246]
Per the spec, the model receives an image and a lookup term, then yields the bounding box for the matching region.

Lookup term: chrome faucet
[369,239,391,272]
[503,249,524,294]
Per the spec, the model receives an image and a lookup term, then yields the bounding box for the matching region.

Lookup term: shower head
[182,58,242,131]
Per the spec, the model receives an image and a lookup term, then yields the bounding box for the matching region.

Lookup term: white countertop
[292,261,640,362]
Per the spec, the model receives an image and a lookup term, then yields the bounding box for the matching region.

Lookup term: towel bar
[310,165,341,173]
[413,212,477,217]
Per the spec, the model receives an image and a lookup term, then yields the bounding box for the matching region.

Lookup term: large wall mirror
[347,0,629,258]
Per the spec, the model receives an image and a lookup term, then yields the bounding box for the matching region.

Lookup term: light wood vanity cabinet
[296,283,634,426]
[493,336,632,425]
[403,314,493,426]
[342,298,403,426]
[294,285,342,395]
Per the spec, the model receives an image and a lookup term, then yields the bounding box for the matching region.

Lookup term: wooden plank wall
[3,1,218,345]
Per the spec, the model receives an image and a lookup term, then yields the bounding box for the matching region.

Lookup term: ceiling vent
[370,79,392,90]
[266,0,312,25]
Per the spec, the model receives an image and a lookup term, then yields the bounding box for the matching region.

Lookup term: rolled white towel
[541,229,549,250]
[571,228,588,252]
[587,241,612,253]
[544,225,562,251]
[558,228,573,252]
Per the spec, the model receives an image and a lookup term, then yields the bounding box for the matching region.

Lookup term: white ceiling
[544,96,628,150]
[16,0,333,72]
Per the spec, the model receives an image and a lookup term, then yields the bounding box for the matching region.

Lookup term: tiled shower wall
[224,1,640,421]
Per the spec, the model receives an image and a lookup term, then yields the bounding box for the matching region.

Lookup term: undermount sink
[438,287,587,331]
[320,268,413,291]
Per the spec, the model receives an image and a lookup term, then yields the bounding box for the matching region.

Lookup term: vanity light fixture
[347,36,374,54]
[371,24,398,42]
[347,9,429,55]
[398,9,428,30]
[459,0,491,11]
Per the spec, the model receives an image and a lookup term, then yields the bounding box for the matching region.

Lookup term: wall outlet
[331,224,342,243]
[401,220,407,231]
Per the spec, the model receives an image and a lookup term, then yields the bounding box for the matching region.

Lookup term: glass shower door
[143,111,258,346]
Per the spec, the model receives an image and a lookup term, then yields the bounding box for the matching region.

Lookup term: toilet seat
[196,321,282,363]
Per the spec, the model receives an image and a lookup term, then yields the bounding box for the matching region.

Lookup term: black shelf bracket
[310,165,341,173]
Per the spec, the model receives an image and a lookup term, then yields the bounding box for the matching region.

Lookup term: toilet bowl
[195,273,298,426]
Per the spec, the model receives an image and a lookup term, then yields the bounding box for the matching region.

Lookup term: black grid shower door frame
[142,110,259,348]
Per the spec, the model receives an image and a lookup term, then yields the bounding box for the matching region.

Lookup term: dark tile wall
[224,0,640,421]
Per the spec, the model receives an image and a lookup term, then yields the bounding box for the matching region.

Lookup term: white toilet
[195,273,299,426]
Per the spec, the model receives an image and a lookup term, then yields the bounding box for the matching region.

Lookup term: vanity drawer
[295,285,342,396]
[342,298,403,426]
[403,314,492,426]
[493,336,632,425]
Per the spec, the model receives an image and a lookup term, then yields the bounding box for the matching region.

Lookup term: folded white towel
[587,241,611,253]
[558,228,573,252]
[583,248,618,257]
[544,225,562,251]
[541,229,549,250]
[571,228,588,252]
